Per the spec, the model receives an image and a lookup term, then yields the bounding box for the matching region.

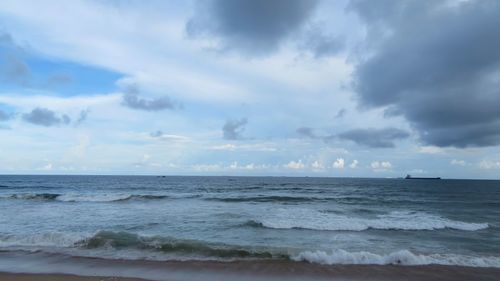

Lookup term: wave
[207,195,319,203]
[0,232,87,248]
[293,249,500,268]
[57,194,169,202]
[1,193,169,202]
[3,193,61,200]
[79,231,285,259]
[2,231,500,268]
[250,209,489,231]
[0,231,285,260]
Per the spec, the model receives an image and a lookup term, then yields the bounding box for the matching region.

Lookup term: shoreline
[2,251,500,281]
[0,272,149,281]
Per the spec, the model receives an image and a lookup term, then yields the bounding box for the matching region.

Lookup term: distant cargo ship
[405,174,441,180]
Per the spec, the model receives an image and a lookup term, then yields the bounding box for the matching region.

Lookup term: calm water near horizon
[1,175,500,268]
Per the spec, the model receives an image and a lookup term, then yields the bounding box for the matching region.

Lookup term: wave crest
[293,249,500,268]
[251,209,488,231]
[78,231,285,259]
[1,193,169,202]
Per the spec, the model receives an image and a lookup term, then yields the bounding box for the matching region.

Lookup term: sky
[0,0,500,178]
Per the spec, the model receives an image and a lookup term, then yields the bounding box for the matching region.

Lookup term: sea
[1,175,500,269]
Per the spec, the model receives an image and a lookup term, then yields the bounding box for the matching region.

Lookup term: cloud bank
[350,0,500,148]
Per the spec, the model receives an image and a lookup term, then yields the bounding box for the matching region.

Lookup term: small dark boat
[405,174,441,180]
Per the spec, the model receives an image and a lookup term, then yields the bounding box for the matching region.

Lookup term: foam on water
[254,209,488,231]
[1,193,169,202]
[293,249,500,268]
[0,232,87,248]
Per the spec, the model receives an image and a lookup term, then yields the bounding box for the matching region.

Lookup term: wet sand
[0,272,148,281]
[1,250,500,281]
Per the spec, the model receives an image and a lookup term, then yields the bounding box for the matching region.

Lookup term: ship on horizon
[405,174,441,180]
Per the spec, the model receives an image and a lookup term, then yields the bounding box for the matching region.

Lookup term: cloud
[222,118,247,140]
[297,126,408,148]
[332,158,344,169]
[450,159,466,166]
[350,0,500,148]
[371,161,392,171]
[334,108,346,119]
[338,127,409,148]
[208,143,277,152]
[0,109,13,121]
[299,26,345,58]
[311,160,324,171]
[75,109,90,126]
[284,160,305,169]
[121,85,177,111]
[37,163,53,171]
[187,0,319,56]
[0,33,31,86]
[296,126,317,138]
[22,107,71,127]
[149,130,190,142]
[349,159,358,169]
[479,160,500,170]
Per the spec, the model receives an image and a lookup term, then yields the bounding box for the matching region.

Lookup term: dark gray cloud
[338,128,410,148]
[187,0,319,56]
[296,126,317,138]
[121,85,177,111]
[222,118,247,140]
[350,0,500,147]
[22,107,71,127]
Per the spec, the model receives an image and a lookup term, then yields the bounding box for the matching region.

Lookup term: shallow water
[1,175,499,267]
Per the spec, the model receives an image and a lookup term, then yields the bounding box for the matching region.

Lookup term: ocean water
[1,175,500,268]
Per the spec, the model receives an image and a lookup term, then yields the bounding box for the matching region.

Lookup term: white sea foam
[0,232,86,248]
[56,194,132,202]
[293,249,500,268]
[255,209,488,231]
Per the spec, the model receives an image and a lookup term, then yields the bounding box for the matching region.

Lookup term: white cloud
[209,144,237,151]
[208,143,277,152]
[332,158,344,169]
[417,146,445,154]
[450,159,466,166]
[284,160,305,170]
[349,159,358,169]
[371,161,392,171]
[38,163,53,171]
[479,160,500,170]
[311,160,324,171]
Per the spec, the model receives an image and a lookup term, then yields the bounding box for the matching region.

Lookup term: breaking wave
[207,195,319,203]
[1,193,169,202]
[293,249,500,268]
[250,209,489,231]
[0,231,285,260]
[2,231,500,268]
